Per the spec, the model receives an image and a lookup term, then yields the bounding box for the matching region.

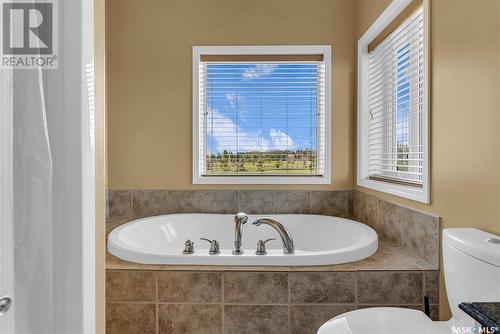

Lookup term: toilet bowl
[318,228,500,334]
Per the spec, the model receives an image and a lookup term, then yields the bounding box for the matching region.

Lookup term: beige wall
[106,0,355,190]
[354,0,500,320]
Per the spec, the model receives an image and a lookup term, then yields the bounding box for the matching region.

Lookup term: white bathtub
[107,214,378,266]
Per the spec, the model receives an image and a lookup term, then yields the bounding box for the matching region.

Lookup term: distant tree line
[206,149,317,173]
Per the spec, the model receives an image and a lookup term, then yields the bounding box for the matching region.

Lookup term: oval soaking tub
[108,214,378,266]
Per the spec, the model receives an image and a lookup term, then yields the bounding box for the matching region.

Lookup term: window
[357,0,429,203]
[193,46,331,184]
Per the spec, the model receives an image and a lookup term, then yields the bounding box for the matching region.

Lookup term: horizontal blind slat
[366,5,425,184]
[199,60,326,176]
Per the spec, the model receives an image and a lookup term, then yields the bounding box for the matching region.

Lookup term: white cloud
[242,64,278,80]
[225,92,245,109]
[269,129,295,150]
[207,109,295,153]
[208,109,268,152]
[225,93,236,107]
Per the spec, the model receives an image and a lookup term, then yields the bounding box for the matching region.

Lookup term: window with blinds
[193,46,330,184]
[357,0,429,202]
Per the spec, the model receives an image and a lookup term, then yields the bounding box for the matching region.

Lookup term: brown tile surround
[106,268,440,334]
[106,189,441,333]
[108,189,355,218]
[107,303,156,334]
[353,192,441,268]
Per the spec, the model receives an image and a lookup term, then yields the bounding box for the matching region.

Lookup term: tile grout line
[155,271,159,334]
[422,269,426,313]
[355,271,358,308]
[221,272,225,334]
[202,190,206,213]
[288,272,291,334]
[307,191,311,214]
[237,191,240,212]
[106,300,426,306]
[108,268,428,275]
[130,189,134,218]
[273,190,276,214]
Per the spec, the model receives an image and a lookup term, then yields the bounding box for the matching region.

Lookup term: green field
[205,150,318,175]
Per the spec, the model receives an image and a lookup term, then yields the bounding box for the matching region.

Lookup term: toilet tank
[443,228,500,322]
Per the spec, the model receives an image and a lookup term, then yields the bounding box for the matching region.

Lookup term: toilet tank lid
[444,228,500,267]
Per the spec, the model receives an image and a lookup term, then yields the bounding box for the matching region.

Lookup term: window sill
[193,175,331,185]
[357,177,429,204]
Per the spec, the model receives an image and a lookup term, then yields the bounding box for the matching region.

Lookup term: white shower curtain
[0,0,56,330]
[1,1,95,332]
[1,68,54,334]
[0,0,55,330]
[0,69,55,333]
[12,69,54,333]
[0,66,15,334]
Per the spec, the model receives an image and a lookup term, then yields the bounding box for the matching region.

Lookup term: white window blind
[367,5,424,187]
[196,55,327,177]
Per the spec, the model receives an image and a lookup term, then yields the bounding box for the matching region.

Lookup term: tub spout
[233,212,248,255]
[252,218,295,254]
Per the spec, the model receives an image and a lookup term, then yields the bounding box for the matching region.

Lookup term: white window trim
[192,45,332,185]
[357,0,430,203]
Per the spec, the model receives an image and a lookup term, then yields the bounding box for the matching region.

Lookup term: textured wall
[353,0,500,320]
[106,0,355,190]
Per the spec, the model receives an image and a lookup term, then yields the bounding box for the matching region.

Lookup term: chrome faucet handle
[234,212,248,224]
[233,212,248,255]
[252,218,295,254]
[183,239,194,254]
[255,238,276,255]
[200,238,220,255]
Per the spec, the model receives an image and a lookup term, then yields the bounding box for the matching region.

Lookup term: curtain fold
[12,68,54,334]
[0,67,14,334]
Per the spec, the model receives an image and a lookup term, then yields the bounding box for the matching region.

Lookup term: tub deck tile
[106,240,427,272]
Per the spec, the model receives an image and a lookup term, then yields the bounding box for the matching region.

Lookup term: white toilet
[318,228,500,334]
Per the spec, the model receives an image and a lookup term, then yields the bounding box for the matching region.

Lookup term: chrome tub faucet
[252,217,295,254]
[233,212,248,255]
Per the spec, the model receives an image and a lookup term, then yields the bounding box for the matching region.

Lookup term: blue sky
[396,43,411,145]
[205,63,318,154]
